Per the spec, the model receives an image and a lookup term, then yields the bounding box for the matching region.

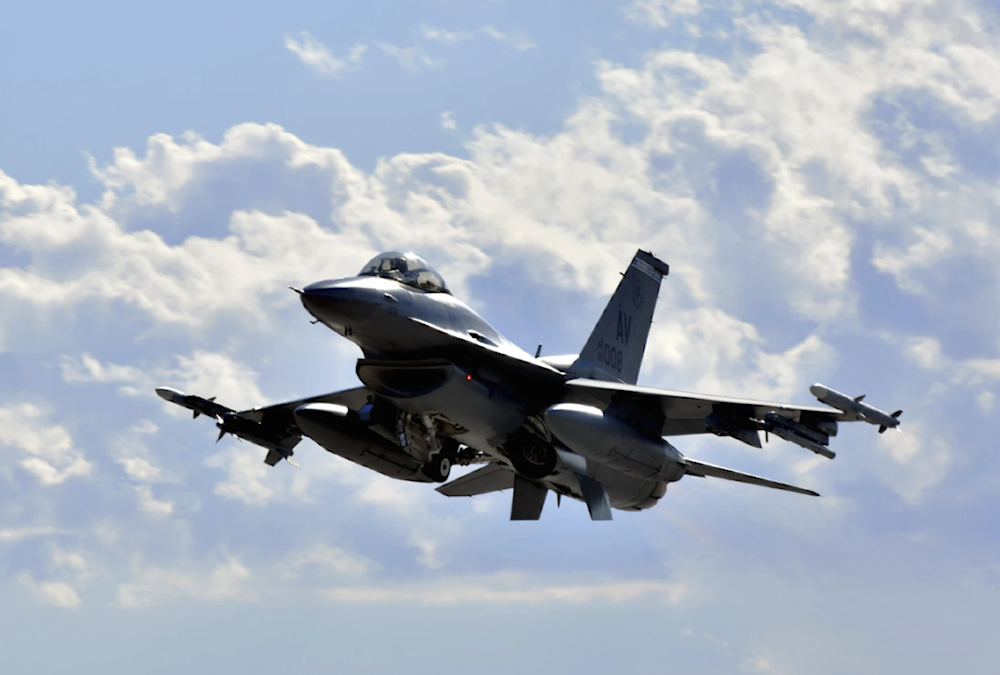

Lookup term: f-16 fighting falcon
[156,250,901,520]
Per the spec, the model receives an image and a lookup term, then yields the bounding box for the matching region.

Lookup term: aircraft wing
[436,463,516,497]
[563,378,842,437]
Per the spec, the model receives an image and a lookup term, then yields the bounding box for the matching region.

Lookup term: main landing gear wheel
[507,441,557,480]
[422,452,453,483]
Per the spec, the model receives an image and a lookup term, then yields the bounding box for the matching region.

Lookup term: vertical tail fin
[567,250,668,384]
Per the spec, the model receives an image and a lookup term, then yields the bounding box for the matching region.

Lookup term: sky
[2,0,1000,673]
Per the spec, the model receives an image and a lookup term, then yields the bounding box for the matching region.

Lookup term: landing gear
[422,451,453,482]
[506,432,557,480]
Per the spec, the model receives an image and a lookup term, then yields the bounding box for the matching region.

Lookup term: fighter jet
[156,250,901,520]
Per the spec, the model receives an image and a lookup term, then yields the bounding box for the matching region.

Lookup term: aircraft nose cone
[300,279,377,327]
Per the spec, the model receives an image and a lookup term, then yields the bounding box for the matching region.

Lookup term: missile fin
[193,410,200,419]
[854,394,866,402]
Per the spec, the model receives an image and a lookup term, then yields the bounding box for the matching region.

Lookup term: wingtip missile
[810,383,901,431]
[155,386,184,403]
[155,387,232,421]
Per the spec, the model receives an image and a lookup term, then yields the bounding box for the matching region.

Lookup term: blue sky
[3,1,1000,673]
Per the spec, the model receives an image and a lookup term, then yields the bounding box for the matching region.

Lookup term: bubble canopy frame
[358,251,450,294]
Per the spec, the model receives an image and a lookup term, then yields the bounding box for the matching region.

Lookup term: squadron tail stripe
[630,257,660,280]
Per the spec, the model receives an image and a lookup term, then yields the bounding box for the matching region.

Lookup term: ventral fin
[576,473,612,521]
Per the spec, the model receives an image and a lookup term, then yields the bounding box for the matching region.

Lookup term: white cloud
[134,485,174,517]
[418,25,475,46]
[322,573,689,605]
[873,423,952,505]
[116,556,256,608]
[331,463,459,569]
[905,337,946,370]
[17,573,82,608]
[644,308,834,401]
[63,350,268,412]
[280,544,374,578]
[0,403,91,485]
[162,351,268,411]
[872,228,953,294]
[109,421,170,484]
[440,111,457,131]
[60,353,143,389]
[0,526,67,542]
[478,25,536,50]
[976,390,995,415]
[50,548,92,578]
[625,0,701,28]
[204,445,277,506]
[283,32,366,78]
[419,24,537,50]
[376,43,442,71]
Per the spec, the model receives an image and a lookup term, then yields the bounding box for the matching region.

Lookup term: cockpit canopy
[358,251,450,294]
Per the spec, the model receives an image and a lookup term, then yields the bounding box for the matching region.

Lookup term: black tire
[422,452,452,482]
[507,441,557,480]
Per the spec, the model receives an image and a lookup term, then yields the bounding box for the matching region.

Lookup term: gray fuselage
[299,275,667,511]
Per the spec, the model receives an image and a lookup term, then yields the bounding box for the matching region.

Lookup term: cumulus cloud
[872,228,953,294]
[204,445,278,506]
[17,573,82,608]
[60,353,144,391]
[0,403,91,485]
[134,485,174,517]
[62,350,268,412]
[871,422,952,505]
[283,32,366,77]
[625,0,701,28]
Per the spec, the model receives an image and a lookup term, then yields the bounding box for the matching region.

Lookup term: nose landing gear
[421,437,460,483]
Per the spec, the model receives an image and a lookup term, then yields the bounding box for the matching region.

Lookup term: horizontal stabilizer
[683,458,818,497]
[436,464,515,497]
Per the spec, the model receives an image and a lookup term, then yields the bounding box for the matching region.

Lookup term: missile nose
[809,384,827,398]
[156,387,184,402]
